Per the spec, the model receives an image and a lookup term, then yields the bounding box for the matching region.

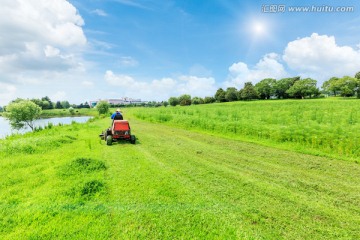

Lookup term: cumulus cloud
[0,0,86,74]
[44,45,61,57]
[226,53,288,88]
[177,76,217,97]
[104,71,217,101]
[105,71,137,87]
[283,33,360,82]
[226,33,360,89]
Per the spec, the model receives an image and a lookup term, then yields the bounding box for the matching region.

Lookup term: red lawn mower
[99,120,136,145]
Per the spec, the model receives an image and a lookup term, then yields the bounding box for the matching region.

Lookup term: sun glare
[254,22,264,34]
[252,21,266,36]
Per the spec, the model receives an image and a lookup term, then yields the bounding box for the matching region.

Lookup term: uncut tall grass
[128,98,360,160]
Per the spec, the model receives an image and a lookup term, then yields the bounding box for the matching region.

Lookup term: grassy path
[1,118,359,239]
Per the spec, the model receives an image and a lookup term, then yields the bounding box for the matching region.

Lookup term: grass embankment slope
[0,99,359,239]
[128,98,360,162]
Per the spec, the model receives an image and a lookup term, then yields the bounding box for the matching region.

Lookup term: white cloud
[0,83,17,105]
[104,71,217,101]
[226,53,288,88]
[283,33,360,82]
[177,76,217,97]
[225,33,360,89]
[0,0,89,105]
[92,9,108,17]
[0,0,86,74]
[105,71,137,87]
[44,45,61,57]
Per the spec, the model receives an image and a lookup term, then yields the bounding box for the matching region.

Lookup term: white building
[89,97,145,107]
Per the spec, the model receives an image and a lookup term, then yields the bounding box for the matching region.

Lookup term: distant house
[89,97,145,108]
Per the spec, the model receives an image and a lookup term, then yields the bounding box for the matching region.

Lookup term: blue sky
[0,0,360,105]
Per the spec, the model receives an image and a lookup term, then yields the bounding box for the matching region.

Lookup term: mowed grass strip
[0,117,359,239]
[104,119,360,239]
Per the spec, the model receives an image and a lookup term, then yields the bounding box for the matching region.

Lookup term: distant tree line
[0,96,92,112]
[1,72,359,111]
[29,96,90,110]
[167,72,360,106]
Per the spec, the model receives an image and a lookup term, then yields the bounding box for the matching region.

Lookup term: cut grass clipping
[59,158,107,177]
[67,180,107,200]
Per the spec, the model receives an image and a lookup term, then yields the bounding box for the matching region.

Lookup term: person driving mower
[111,108,123,120]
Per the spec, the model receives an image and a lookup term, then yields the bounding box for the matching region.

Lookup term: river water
[0,116,91,138]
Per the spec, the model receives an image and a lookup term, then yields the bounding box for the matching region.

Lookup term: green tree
[30,98,44,109]
[83,102,90,108]
[168,97,179,106]
[338,76,358,97]
[322,77,341,96]
[274,77,300,99]
[41,100,50,110]
[286,78,318,99]
[178,94,192,106]
[204,96,216,104]
[55,101,62,109]
[192,97,204,105]
[41,96,53,109]
[96,101,110,115]
[146,101,156,107]
[355,74,360,98]
[5,100,42,131]
[225,87,238,102]
[215,88,226,102]
[355,71,360,80]
[61,101,70,109]
[0,106,3,112]
[162,101,169,107]
[240,82,258,100]
[11,98,25,103]
[255,78,276,99]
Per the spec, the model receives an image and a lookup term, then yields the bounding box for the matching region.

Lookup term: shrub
[96,101,110,115]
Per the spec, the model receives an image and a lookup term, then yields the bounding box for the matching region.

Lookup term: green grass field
[127,98,360,161]
[1,99,360,239]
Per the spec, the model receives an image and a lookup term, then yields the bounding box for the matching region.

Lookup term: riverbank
[0,106,136,118]
[0,108,97,118]
[0,116,94,139]
[40,108,98,118]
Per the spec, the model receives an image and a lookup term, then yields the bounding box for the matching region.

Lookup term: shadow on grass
[100,138,141,146]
